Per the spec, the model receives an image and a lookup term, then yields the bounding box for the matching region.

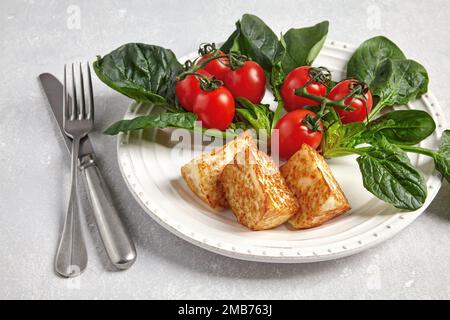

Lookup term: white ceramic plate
[117,40,447,263]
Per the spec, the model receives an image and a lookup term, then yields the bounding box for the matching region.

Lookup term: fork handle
[55,137,88,278]
[80,155,137,270]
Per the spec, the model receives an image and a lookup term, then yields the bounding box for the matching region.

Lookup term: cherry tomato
[175,69,211,112]
[222,61,266,104]
[327,79,373,124]
[274,109,323,161]
[197,51,230,81]
[193,86,235,130]
[280,66,327,112]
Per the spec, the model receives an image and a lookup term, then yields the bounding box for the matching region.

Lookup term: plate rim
[116,40,447,263]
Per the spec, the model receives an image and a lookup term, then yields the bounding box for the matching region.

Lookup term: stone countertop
[1,0,449,299]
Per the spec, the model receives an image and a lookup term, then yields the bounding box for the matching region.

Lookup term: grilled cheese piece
[181,131,256,210]
[280,144,350,229]
[220,147,299,230]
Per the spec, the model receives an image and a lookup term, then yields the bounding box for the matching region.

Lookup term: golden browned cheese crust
[220,147,299,230]
[181,131,256,210]
[280,144,350,229]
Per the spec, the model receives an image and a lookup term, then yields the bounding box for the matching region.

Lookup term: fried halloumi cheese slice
[181,131,256,210]
[220,147,299,230]
[280,144,350,229]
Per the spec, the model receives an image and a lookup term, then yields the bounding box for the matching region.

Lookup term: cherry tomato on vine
[223,61,266,104]
[175,69,211,112]
[274,109,323,161]
[327,79,373,124]
[280,66,327,112]
[193,86,235,130]
[197,51,230,81]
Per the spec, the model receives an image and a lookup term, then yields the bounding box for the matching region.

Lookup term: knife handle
[79,155,137,270]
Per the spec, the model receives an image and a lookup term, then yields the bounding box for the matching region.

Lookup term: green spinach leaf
[221,14,279,71]
[433,130,450,183]
[369,59,428,106]
[383,130,449,184]
[356,138,427,210]
[235,97,273,134]
[347,36,406,84]
[220,29,241,53]
[346,36,428,118]
[229,121,251,131]
[278,21,329,74]
[366,110,435,145]
[322,121,366,158]
[104,112,197,135]
[94,43,183,104]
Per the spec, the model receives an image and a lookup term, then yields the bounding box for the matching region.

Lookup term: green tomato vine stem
[177,53,229,80]
[294,86,356,111]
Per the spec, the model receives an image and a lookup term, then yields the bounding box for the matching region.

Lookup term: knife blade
[39,73,94,158]
[39,72,137,270]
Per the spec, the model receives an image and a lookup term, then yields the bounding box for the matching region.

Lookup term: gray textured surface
[1,0,450,300]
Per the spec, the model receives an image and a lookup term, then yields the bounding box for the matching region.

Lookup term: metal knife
[39,73,137,270]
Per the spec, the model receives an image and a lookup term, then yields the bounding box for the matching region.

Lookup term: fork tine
[71,63,77,120]
[79,63,86,119]
[86,62,94,121]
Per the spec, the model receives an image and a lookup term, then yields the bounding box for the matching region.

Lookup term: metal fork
[54,63,93,277]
